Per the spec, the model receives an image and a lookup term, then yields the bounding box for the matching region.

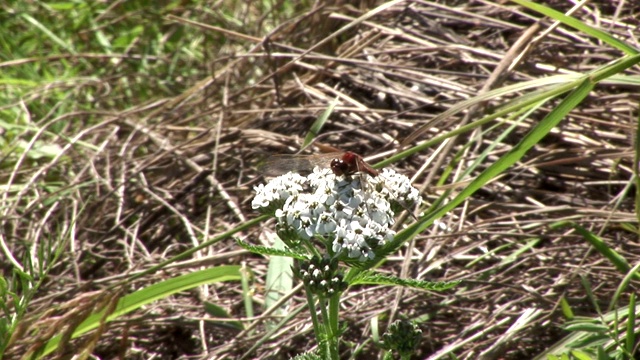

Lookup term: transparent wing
[257,153,342,176]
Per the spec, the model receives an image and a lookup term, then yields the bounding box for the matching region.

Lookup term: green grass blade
[610,262,640,313]
[300,98,337,152]
[203,301,244,331]
[20,13,77,55]
[394,73,583,157]
[39,266,242,357]
[383,54,640,258]
[636,110,640,224]
[511,0,639,55]
[129,215,268,282]
[572,224,640,281]
[241,262,255,321]
[388,76,595,253]
[625,294,636,356]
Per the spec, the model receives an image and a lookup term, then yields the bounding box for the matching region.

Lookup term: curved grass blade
[300,98,337,152]
[37,266,242,357]
[512,0,639,55]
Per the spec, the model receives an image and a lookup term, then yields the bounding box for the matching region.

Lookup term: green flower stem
[304,286,323,347]
[305,284,338,359]
[317,297,332,354]
[317,294,340,360]
[328,294,341,358]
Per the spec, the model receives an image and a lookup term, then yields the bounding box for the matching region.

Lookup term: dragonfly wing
[258,156,314,176]
[258,153,343,176]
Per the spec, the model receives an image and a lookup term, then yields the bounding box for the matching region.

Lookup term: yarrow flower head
[252,166,421,262]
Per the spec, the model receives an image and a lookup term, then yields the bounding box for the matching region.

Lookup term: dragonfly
[259,151,378,177]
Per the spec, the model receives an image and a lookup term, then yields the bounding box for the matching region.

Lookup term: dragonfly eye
[330,158,349,176]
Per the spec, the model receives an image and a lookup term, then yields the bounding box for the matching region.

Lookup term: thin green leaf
[396,74,582,155]
[203,301,244,331]
[511,0,639,55]
[20,13,77,54]
[387,75,596,256]
[580,275,601,315]
[240,263,254,320]
[39,266,242,356]
[128,215,268,283]
[560,297,575,320]
[625,294,636,356]
[572,224,639,280]
[300,98,337,152]
[570,349,598,360]
[389,54,640,260]
[569,334,610,350]
[394,58,640,167]
[237,239,309,260]
[595,347,612,360]
[349,270,460,291]
[635,106,640,224]
[610,262,640,313]
[564,323,608,333]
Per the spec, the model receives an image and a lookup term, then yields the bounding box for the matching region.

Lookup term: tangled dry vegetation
[4,1,640,359]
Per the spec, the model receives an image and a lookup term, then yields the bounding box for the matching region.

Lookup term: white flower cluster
[252,167,421,262]
[376,168,422,213]
[251,172,307,213]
